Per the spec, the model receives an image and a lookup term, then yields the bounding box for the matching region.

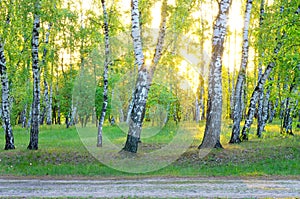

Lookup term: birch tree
[122,0,168,153]
[28,0,41,150]
[0,13,15,150]
[241,48,281,140]
[229,0,253,144]
[241,4,299,140]
[40,23,52,125]
[97,0,111,147]
[255,0,267,138]
[198,0,231,149]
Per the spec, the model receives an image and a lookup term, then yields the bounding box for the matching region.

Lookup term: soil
[1,177,299,198]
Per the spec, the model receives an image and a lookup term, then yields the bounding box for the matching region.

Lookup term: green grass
[0,120,299,178]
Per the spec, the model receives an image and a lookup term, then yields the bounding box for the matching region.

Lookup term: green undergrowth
[0,120,299,178]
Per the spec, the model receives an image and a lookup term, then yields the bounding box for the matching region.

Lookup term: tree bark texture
[282,79,296,135]
[240,5,296,140]
[47,84,53,125]
[40,23,52,125]
[123,0,167,153]
[125,0,146,124]
[256,69,264,137]
[97,0,110,147]
[229,0,253,144]
[198,0,231,149]
[0,42,15,150]
[28,1,41,150]
[255,0,265,137]
[268,98,278,123]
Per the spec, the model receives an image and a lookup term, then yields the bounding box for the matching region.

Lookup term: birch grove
[0,0,299,152]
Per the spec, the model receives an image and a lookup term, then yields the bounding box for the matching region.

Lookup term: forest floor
[1,177,300,198]
[1,122,299,198]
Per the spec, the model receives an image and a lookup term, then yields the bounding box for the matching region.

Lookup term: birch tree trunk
[47,84,52,125]
[240,5,296,140]
[195,97,200,122]
[268,98,278,123]
[40,23,52,125]
[97,0,110,147]
[282,97,293,135]
[21,105,27,128]
[0,11,14,150]
[122,0,167,153]
[125,0,145,125]
[229,0,253,143]
[230,70,235,120]
[0,41,15,150]
[262,89,270,125]
[241,45,283,140]
[254,0,265,137]
[282,79,295,135]
[256,69,264,137]
[28,0,41,150]
[198,0,231,149]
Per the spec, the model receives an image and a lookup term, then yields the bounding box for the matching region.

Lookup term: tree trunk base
[4,144,15,150]
[229,137,241,144]
[27,144,38,150]
[214,140,223,149]
[241,134,248,141]
[198,140,223,149]
[122,134,139,153]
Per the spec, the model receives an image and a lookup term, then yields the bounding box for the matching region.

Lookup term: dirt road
[1,177,299,198]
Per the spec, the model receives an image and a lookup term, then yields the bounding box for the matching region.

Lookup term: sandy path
[1,177,299,198]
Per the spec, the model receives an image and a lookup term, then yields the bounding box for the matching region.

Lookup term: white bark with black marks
[241,5,298,140]
[1,10,14,150]
[0,42,15,150]
[199,0,231,149]
[229,0,253,144]
[28,0,41,150]
[268,98,278,123]
[40,23,52,125]
[123,0,168,153]
[47,85,53,125]
[256,69,264,137]
[97,0,110,147]
[282,79,296,135]
[262,89,270,124]
[126,0,145,124]
[283,97,293,135]
[241,62,276,140]
[255,0,265,138]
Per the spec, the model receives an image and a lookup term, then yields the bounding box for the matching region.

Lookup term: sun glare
[79,0,247,77]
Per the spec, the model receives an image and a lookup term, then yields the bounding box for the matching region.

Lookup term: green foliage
[250,0,300,120]
[57,69,78,118]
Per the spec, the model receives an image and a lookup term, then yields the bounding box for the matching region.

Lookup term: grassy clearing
[0,120,299,178]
